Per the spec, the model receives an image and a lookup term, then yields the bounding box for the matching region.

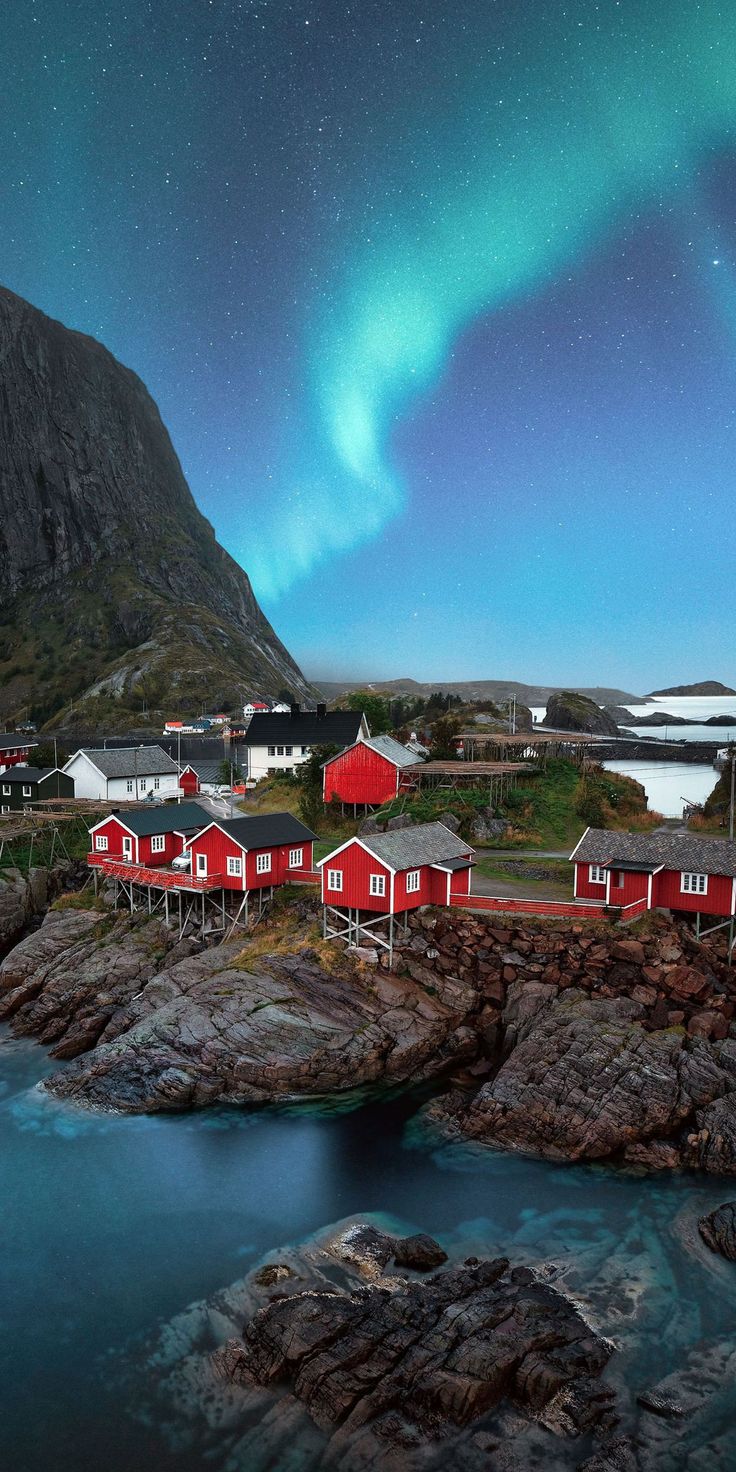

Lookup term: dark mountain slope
[0,287,311,727]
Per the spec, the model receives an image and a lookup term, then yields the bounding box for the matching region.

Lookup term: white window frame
[126,779,134,793]
[288,848,303,868]
[196,852,208,876]
[22,784,32,796]
[150,835,165,854]
[2,784,10,796]
[268,745,276,756]
[227,855,242,877]
[256,852,272,874]
[327,868,343,891]
[406,869,420,893]
[284,745,293,756]
[154,776,160,790]
[369,873,386,897]
[95,835,109,851]
[681,872,708,895]
[589,864,606,885]
[1,805,8,814]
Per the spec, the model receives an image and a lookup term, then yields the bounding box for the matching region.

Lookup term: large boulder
[426,990,735,1166]
[542,691,619,736]
[698,1203,736,1260]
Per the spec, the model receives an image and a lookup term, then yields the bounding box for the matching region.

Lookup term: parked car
[171,851,191,871]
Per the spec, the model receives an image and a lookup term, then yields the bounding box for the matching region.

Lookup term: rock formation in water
[0,285,311,727]
[698,1203,736,1261]
[542,691,620,736]
[135,1217,618,1472]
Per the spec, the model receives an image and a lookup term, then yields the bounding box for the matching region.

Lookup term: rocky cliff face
[542,690,619,736]
[0,286,311,726]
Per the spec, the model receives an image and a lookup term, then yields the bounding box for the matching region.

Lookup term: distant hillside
[315,677,644,706]
[0,287,312,730]
[647,681,736,698]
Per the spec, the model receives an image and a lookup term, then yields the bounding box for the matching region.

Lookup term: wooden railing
[449,893,613,919]
[87,854,223,891]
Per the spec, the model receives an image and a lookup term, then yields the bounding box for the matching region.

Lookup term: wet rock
[698,1202,736,1260]
[392,1233,447,1271]
[636,1387,686,1418]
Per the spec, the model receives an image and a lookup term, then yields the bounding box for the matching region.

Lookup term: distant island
[647,681,736,697]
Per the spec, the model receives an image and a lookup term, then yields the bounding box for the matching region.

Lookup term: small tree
[297,743,338,828]
[344,690,391,734]
[217,758,243,786]
[428,715,463,761]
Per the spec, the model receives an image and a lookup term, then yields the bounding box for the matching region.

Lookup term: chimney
[316,703,326,720]
[290,703,301,719]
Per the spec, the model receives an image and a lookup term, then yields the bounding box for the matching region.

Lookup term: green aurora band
[252,1,736,598]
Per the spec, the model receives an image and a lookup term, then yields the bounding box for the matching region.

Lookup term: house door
[196,853,208,877]
[122,837,133,862]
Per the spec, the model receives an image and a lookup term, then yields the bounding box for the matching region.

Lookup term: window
[268,746,276,757]
[682,872,708,894]
[289,848,303,868]
[369,873,386,897]
[589,865,606,885]
[406,870,420,893]
[277,745,284,756]
[1,805,8,814]
[154,777,160,790]
[95,835,108,851]
[150,835,165,853]
[126,779,133,793]
[256,852,272,874]
[301,746,309,755]
[1,784,9,796]
[284,745,293,756]
[139,779,148,792]
[22,785,32,797]
[196,853,207,876]
[327,868,343,891]
[227,855,242,877]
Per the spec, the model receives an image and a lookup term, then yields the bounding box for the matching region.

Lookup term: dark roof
[106,802,211,838]
[182,759,225,784]
[354,822,473,870]
[0,733,37,750]
[244,711,365,748]
[0,766,59,784]
[73,746,180,778]
[204,812,317,851]
[432,855,475,872]
[572,828,736,878]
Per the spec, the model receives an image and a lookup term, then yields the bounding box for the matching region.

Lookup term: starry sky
[2,0,735,690]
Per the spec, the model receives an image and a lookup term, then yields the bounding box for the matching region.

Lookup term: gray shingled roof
[208,812,317,850]
[110,802,211,838]
[357,821,473,870]
[573,828,736,877]
[78,746,180,778]
[362,734,422,769]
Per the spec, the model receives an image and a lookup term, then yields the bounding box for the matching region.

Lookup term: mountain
[0,287,311,729]
[316,677,643,706]
[647,681,736,698]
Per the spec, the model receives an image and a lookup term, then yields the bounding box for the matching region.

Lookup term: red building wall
[574,863,609,900]
[91,816,135,859]
[1,745,32,768]
[322,841,393,912]
[605,869,650,907]
[323,745,399,806]
[653,869,734,916]
[179,768,200,796]
[137,830,188,866]
[187,826,314,891]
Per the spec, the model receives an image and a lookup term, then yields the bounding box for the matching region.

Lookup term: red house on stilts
[318,821,475,957]
[570,828,736,928]
[322,734,421,812]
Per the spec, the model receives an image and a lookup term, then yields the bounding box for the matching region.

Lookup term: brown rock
[612,939,646,965]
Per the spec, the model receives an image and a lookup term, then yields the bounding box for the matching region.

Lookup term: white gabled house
[63,745,181,802]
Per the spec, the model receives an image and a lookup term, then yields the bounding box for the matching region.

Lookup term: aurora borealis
[2,1,736,685]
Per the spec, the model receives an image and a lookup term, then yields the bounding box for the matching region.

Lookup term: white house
[63,745,182,802]
[242,706,369,783]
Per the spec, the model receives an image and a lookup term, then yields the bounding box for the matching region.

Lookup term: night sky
[2,1,735,689]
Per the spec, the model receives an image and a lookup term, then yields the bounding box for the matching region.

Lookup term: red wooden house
[0,734,38,770]
[178,765,201,797]
[322,734,421,809]
[184,812,317,891]
[89,802,210,867]
[319,821,475,915]
[570,828,736,918]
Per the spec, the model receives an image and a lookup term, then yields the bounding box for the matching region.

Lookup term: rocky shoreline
[3,884,736,1173]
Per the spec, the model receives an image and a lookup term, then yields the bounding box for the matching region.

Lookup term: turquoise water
[3,1026,736,1470]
